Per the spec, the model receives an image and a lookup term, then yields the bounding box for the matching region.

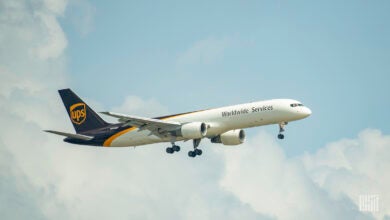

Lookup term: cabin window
[290,103,304,107]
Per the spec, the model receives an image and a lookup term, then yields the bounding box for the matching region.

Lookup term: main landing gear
[166,143,180,154]
[188,138,202,158]
[165,138,203,158]
[278,122,288,139]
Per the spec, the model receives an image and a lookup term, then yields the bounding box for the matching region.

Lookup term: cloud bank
[1,1,389,220]
[220,129,389,220]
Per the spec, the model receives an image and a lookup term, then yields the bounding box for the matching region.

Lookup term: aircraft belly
[110,129,162,147]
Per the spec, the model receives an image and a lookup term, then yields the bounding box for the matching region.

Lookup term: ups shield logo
[70,103,86,125]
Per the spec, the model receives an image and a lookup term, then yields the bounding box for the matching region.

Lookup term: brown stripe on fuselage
[103,127,136,147]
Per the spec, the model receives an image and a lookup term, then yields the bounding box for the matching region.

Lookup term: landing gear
[166,142,180,154]
[278,122,288,139]
[188,148,202,157]
[173,145,180,152]
[188,151,196,157]
[195,149,202,155]
[188,138,203,158]
[166,147,174,154]
[166,138,204,157]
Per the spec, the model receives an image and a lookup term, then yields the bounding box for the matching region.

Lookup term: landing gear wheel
[189,138,203,157]
[188,151,196,157]
[173,145,180,152]
[278,122,287,140]
[195,149,202,156]
[166,147,174,154]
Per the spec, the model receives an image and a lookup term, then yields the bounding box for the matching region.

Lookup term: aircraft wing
[100,112,181,137]
[44,130,94,140]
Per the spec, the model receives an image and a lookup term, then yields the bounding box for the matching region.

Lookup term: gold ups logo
[70,103,86,125]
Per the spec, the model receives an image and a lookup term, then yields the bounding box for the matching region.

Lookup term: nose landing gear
[278,122,288,139]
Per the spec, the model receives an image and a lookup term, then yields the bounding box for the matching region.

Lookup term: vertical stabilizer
[58,89,109,133]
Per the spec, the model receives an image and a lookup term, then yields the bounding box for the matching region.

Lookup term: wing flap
[100,112,181,135]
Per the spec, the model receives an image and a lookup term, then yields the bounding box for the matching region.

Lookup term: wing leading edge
[101,112,181,137]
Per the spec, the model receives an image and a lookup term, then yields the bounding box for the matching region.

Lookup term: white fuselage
[107,99,311,147]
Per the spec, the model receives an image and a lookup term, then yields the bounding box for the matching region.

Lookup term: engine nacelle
[179,122,207,139]
[211,129,245,146]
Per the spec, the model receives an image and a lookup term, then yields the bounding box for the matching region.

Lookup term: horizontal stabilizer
[44,130,94,140]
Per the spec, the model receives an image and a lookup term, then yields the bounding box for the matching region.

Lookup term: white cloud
[34,11,68,60]
[43,0,67,15]
[111,95,170,117]
[177,36,231,67]
[1,1,390,220]
[302,129,390,219]
[0,0,70,218]
[220,129,390,219]
[66,0,96,36]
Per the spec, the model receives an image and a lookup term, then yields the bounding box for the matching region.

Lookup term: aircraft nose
[302,107,312,117]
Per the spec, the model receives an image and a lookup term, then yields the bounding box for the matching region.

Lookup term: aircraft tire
[166,147,174,154]
[173,145,180,152]
[188,151,196,157]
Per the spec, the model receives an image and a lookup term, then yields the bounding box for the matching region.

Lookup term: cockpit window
[290,103,304,107]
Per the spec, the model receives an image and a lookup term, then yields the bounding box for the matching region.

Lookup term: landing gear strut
[166,142,180,154]
[188,138,202,158]
[278,122,288,139]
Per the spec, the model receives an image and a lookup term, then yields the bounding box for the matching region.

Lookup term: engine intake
[211,129,245,146]
[178,122,207,139]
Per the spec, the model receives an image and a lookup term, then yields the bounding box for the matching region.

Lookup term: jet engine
[178,122,207,139]
[211,129,245,146]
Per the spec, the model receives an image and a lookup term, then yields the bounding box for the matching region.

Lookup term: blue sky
[62,0,389,155]
[1,0,390,219]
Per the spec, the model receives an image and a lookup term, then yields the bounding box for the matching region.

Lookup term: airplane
[45,89,311,158]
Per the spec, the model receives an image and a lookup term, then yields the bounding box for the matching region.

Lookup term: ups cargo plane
[45,89,311,158]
